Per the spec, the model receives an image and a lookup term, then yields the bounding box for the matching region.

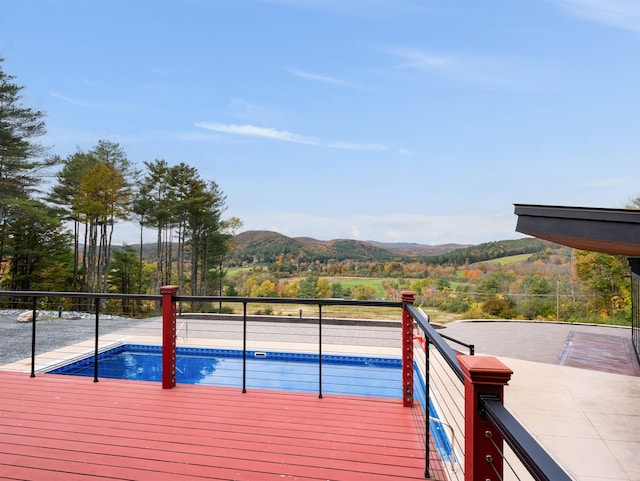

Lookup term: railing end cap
[459,355,513,385]
[160,285,180,294]
[400,291,416,302]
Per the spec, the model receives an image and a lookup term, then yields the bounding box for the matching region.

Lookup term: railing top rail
[439,332,475,353]
[481,395,574,481]
[405,303,464,382]
[174,295,402,308]
[0,290,162,301]
[0,290,402,309]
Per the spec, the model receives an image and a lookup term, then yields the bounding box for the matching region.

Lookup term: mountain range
[228,230,470,263]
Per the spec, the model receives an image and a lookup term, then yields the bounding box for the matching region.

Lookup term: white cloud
[257,0,429,18]
[195,121,388,151]
[195,121,320,145]
[175,131,223,142]
[50,91,103,109]
[50,91,133,111]
[289,68,357,88]
[398,148,416,156]
[327,141,388,151]
[387,48,554,90]
[549,0,640,32]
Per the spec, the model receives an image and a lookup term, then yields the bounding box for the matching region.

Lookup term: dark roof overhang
[514,204,640,257]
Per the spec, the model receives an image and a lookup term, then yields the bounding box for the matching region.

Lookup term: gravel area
[0,310,148,366]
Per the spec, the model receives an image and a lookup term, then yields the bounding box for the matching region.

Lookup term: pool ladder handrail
[428,415,457,474]
[177,320,188,341]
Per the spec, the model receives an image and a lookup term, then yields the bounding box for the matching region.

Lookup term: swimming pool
[48,344,403,398]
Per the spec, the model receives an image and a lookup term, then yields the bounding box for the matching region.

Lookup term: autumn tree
[575,250,630,316]
[352,284,377,300]
[49,151,97,291]
[49,141,133,294]
[315,277,332,298]
[74,159,130,293]
[281,281,300,298]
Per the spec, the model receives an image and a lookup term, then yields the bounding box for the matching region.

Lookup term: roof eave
[514,204,640,257]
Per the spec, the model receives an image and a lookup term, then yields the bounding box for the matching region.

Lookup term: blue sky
[1,0,638,246]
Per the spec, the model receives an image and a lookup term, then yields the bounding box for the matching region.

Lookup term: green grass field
[225,267,253,276]
[475,253,532,266]
[328,277,387,297]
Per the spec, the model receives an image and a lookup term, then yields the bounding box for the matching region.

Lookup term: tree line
[0,57,240,303]
[223,246,633,325]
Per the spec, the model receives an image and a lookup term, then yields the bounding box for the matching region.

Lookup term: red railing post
[401,291,416,407]
[161,285,179,389]
[459,355,513,481]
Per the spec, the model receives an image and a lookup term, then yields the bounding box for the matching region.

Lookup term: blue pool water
[49,345,403,398]
[414,369,456,464]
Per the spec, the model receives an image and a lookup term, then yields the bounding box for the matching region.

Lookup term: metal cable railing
[403,301,574,481]
[631,262,640,364]
[409,304,468,480]
[1,289,577,481]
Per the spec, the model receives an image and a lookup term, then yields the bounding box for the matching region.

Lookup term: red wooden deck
[0,370,440,481]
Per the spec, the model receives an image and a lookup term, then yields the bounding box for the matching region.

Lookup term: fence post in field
[161,285,180,389]
[459,355,513,481]
[401,290,416,407]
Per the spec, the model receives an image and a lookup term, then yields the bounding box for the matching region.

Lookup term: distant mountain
[366,240,470,256]
[419,238,556,265]
[228,230,467,264]
[125,231,551,267]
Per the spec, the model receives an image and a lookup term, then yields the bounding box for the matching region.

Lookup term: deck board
[0,371,437,480]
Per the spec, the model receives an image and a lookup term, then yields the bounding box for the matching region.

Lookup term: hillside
[366,240,470,256]
[420,238,557,265]
[126,232,554,267]
[228,230,469,264]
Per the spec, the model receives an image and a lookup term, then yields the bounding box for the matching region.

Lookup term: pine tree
[0,56,61,284]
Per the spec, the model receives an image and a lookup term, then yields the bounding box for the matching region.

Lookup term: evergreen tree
[109,245,140,315]
[135,159,174,291]
[0,57,62,286]
[3,200,69,291]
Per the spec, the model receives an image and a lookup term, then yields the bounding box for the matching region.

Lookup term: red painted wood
[0,371,432,480]
[401,291,416,407]
[160,285,179,389]
[459,355,513,481]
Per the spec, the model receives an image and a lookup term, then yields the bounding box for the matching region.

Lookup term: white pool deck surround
[2,317,639,481]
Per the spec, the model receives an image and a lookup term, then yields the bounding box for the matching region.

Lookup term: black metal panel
[630,258,640,365]
[515,204,640,256]
[514,204,640,224]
